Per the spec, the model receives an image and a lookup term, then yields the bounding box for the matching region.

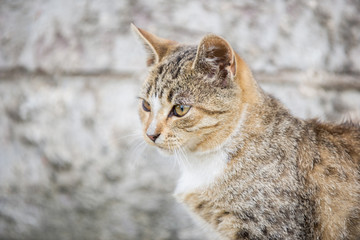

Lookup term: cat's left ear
[131,24,178,66]
[192,35,236,86]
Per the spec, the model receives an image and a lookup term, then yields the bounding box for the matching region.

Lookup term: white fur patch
[174,150,227,195]
[146,96,162,136]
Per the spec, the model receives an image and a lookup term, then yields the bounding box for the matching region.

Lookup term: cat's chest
[174,151,228,196]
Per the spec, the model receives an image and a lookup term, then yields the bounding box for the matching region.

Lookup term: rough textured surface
[0,0,360,240]
[1,0,360,73]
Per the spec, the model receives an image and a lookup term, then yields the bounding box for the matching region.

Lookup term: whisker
[128,139,148,167]
[174,148,184,169]
[168,141,178,171]
[172,135,190,169]
[178,145,190,169]
[173,148,180,169]
[114,130,143,142]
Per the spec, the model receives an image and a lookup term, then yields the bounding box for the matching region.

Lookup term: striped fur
[133,25,360,240]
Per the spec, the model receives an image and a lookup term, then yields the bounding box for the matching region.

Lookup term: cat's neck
[174,150,228,195]
[221,103,250,154]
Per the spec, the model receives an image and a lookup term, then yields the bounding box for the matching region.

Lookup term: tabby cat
[132,24,360,240]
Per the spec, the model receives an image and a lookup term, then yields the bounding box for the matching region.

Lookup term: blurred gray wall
[0,1,360,240]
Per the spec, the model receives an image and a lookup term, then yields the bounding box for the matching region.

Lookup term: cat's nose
[147,133,160,142]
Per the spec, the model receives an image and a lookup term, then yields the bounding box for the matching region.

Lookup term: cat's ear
[131,24,177,66]
[192,35,236,86]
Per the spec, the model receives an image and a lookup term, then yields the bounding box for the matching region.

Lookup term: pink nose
[147,133,160,142]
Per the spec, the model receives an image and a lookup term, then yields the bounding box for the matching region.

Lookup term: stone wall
[0,1,359,240]
[2,0,360,74]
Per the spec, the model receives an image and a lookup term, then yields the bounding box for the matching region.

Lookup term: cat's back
[304,120,360,239]
[311,120,360,164]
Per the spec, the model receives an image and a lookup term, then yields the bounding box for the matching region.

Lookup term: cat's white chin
[156,146,174,156]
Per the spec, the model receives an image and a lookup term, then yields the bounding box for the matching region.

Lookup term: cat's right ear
[131,24,177,66]
[192,35,236,87]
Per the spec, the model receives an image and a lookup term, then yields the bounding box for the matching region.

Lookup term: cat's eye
[142,100,151,112]
[173,105,191,117]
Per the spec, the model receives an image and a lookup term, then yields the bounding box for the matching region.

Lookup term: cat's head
[133,25,260,155]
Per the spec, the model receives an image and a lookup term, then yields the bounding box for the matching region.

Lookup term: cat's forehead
[142,45,199,102]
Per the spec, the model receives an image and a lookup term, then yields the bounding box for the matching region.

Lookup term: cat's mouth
[154,142,187,156]
[157,144,178,153]
[142,131,190,155]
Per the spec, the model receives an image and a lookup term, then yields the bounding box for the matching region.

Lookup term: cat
[132,24,360,240]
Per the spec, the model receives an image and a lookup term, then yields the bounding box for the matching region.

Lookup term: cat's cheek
[181,136,200,152]
[138,110,153,144]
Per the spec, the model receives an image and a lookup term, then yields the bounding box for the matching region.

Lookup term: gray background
[0,0,360,239]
